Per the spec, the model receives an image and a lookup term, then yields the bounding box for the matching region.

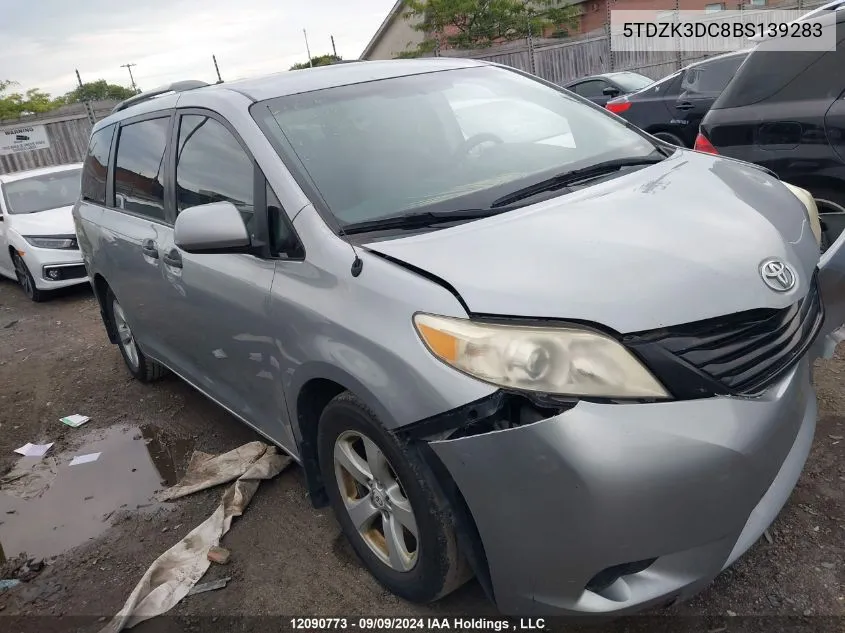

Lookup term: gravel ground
[0,277,842,633]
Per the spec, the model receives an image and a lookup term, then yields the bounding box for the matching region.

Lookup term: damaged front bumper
[426,357,818,616]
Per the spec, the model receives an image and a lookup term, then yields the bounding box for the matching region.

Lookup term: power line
[120,63,138,92]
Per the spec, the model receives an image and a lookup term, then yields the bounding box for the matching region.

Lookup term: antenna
[331,35,338,58]
[212,54,223,83]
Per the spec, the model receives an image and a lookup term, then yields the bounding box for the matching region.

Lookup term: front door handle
[162,248,183,269]
[675,102,695,110]
[141,239,159,259]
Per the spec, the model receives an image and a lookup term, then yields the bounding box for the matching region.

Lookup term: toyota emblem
[759,258,796,292]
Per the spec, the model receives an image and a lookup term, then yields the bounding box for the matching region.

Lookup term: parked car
[74,58,845,617]
[697,11,845,250]
[0,163,87,301]
[606,50,749,147]
[563,71,654,106]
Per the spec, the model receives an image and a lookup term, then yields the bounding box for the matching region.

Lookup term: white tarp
[99,441,292,633]
[0,124,51,155]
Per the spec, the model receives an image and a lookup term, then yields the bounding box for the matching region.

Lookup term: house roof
[359,0,407,60]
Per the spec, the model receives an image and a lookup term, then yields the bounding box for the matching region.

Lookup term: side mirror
[174,201,250,253]
[602,86,621,97]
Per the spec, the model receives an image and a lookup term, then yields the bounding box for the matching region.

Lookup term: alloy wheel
[12,253,34,299]
[333,430,419,572]
[112,299,139,370]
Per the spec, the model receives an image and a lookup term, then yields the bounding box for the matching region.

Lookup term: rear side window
[715,21,845,108]
[113,117,170,221]
[681,54,747,97]
[81,124,115,204]
[175,114,255,232]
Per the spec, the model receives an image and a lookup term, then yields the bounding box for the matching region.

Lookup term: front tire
[12,252,47,302]
[318,392,469,603]
[106,290,167,382]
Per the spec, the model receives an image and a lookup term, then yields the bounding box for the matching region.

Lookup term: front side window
[113,117,170,221]
[1,169,82,214]
[253,66,657,229]
[81,124,115,204]
[175,114,255,232]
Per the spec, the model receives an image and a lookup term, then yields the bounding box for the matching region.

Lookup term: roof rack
[110,80,211,115]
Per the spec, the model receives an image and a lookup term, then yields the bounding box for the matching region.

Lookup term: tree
[401,0,579,54]
[289,54,342,71]
[0,80,64,119]
[63,79,139,104]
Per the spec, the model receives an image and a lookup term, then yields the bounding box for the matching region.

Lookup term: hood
[364,150,821,334]
[7,205,76,237]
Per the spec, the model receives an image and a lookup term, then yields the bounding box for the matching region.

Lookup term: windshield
[253,66,657,227]
[609,72,654,92]
[2,169,82,215]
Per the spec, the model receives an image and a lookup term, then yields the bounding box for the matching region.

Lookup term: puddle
[0,424,194,559]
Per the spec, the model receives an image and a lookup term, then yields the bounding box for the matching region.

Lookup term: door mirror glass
[602,86,620,97]
[174,201,250,253]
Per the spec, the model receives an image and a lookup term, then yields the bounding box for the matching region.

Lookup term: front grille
[626,275,824,397]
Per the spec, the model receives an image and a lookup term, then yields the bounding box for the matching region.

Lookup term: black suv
[606,51,749,147]
[697,11,845,248]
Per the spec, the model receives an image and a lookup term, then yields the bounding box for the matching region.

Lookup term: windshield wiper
[490,154,665,209]
[343,208,512,235]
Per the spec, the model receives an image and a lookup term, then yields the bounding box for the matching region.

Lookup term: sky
[0,0,398,98]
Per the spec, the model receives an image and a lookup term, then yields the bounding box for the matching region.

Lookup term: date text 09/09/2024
[289,618,548,631]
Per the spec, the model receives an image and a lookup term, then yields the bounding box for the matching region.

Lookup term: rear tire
[652,132,686,147]
[11,252,47,302]
[105,290,167,382]
[317,391,470,603]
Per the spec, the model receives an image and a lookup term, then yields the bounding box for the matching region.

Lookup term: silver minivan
[73,59,845,616]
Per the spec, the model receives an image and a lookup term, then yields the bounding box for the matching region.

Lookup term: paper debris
[13,443,54,457]
[61,414,91,428]
[187,577,230,596]
[69,453,101,466]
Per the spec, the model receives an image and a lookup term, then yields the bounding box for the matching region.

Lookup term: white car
[0,163,87,301]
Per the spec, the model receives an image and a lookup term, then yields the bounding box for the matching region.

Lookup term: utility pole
[331,35,338,58]
[75,69,97,126]
[212,54,223,83]
[303,29,313,67]
[120,63,138,92]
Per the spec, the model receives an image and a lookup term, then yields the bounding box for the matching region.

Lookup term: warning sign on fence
[0,124,51,155]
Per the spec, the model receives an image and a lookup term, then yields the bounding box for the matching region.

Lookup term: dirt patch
[0,277,843,631]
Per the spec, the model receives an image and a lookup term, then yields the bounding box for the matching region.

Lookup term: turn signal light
[606,98,631,114]
[694,132,718,155]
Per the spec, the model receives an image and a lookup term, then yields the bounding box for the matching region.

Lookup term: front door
[157,110,286,444]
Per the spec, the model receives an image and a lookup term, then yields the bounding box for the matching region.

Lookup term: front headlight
[23,235,78,250]
[413,313,669,399]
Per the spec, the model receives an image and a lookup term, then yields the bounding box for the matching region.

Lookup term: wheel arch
[91,273,119,344]
[291,363,401,509]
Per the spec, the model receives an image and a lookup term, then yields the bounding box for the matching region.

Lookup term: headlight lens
[23,235,78,250]
[413,313,669,399]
